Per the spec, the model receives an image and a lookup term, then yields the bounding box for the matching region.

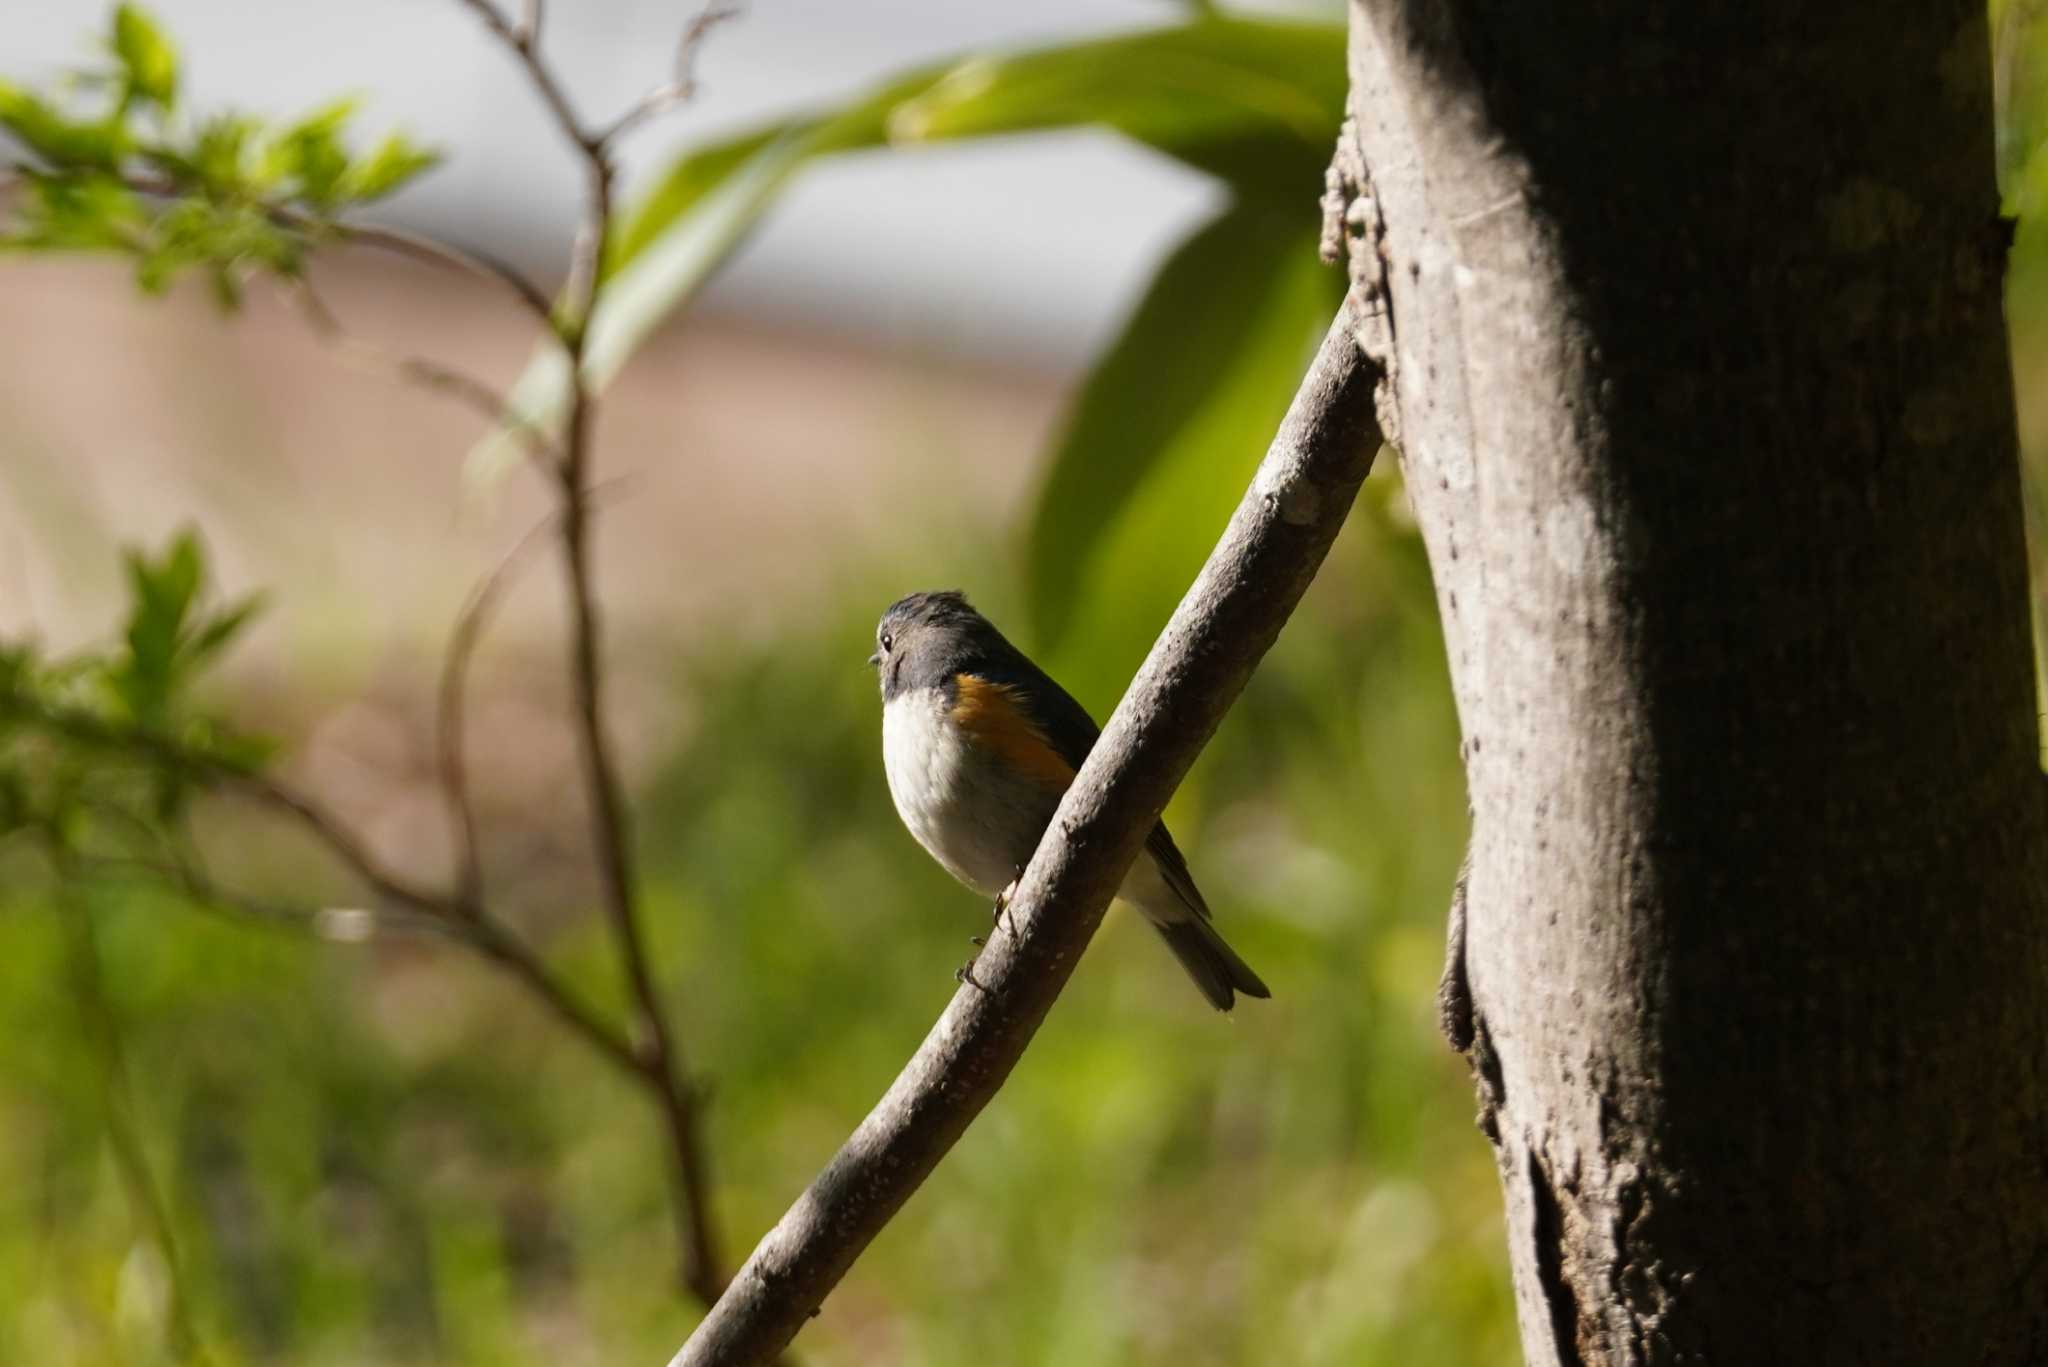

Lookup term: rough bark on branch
[667,308,1384,1366]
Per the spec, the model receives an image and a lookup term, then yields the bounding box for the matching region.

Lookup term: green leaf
[471,124,824,480]
[604,125,790,270]
[111,530,209,723]
[179,717,276,774]
[183,113,262,191]
[2,172,146,252]
[1024,203,1344,696]
[111,5,178,109]
[611,17,1342,275]
[0,82,127,171]
[129,194,302,301]
[189,592,263,664]
[475,16,1343,473]
[339,132,440,203]
[264,97,358,207]
[883,19,1343,191]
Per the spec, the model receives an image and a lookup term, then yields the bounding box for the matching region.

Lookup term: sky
[4,0,1344,365]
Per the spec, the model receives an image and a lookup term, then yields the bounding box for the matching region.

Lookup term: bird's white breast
[881,685,1186,922]
[882,687,1029,896]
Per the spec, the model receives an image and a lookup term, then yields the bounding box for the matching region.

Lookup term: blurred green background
[5,3,2047,1364]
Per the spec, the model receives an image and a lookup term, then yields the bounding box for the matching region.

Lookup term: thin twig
[10,701,657,1080]
[10,700,454,917]
[108,172,557,329]
[284,277,561,466]
[436,489,631,910]
[451,0,732,1305]
[669,308,1385,1367]
[327,219,557,329]
[596,3,743,146]
[555,166,728,1305]
[57,745,648,1087]
[67,847,447,941]
[69,840,652,1082]
[455,0,595,153]
[437,527,546,911]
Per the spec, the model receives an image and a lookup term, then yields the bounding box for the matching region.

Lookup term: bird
[870,589,1270,1011]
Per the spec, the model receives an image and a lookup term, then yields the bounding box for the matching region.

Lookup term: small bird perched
[871,590,1270,1011]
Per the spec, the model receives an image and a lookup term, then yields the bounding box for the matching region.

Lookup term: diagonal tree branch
[668,302,1384,1366]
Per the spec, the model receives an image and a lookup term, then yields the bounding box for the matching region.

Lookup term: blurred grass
[0,467,1515,1364]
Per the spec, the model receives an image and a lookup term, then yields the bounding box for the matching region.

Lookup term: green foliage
[111,5,178,110]
[0,5,438,306]
[0,529,269,848]
[0,6,1524,1364]
[477,14,1344,474]
[1025,203,1344,683]
[111,532,262,729]
[0,526,1510,1365]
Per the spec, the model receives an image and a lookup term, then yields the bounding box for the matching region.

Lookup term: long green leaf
[610,18,1341,277]
[1025,203,1343,702]
[474,16,1343,473]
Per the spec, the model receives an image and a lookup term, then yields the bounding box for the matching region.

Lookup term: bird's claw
[992,875,1020,935]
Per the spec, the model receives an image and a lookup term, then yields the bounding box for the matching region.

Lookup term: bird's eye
[879,632,894,652]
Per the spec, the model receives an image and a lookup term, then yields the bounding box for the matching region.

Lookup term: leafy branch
[0,4,441,306]
[0,0,742,1326]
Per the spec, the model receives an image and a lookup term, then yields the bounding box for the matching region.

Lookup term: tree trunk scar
[1467,1013,1504,1144]
[1527,1144,1590,1367]
[1437,842,1475,1053]
[1439,842,1506,1143]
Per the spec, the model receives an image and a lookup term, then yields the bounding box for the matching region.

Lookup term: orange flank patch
[950,674,1076,791]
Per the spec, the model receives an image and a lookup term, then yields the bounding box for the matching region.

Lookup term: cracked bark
[1338,0,2048,1361]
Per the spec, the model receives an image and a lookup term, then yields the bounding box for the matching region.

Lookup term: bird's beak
[867,652,881,667]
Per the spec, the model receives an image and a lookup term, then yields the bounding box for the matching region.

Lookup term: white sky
[6,0,1331,365]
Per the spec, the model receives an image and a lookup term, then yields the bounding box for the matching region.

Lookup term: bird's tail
[1151,915,1270,1013]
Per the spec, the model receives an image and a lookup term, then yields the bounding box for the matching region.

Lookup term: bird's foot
[992,875,1020,935]
[954,956,986,992]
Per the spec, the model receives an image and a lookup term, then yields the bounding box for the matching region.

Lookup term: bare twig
[455,0,595,154]
[327,219,558,330]
[437,524,549,909]
[668,308,1384,1367]
[451,0,731,1304]
[596,3,742,146]
[14,701,452,917]
[284,278,562,466]
[12,702,651,1082]
[435,489,631,910]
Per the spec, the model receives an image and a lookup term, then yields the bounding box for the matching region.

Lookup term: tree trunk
[1332,1,2048,1361]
